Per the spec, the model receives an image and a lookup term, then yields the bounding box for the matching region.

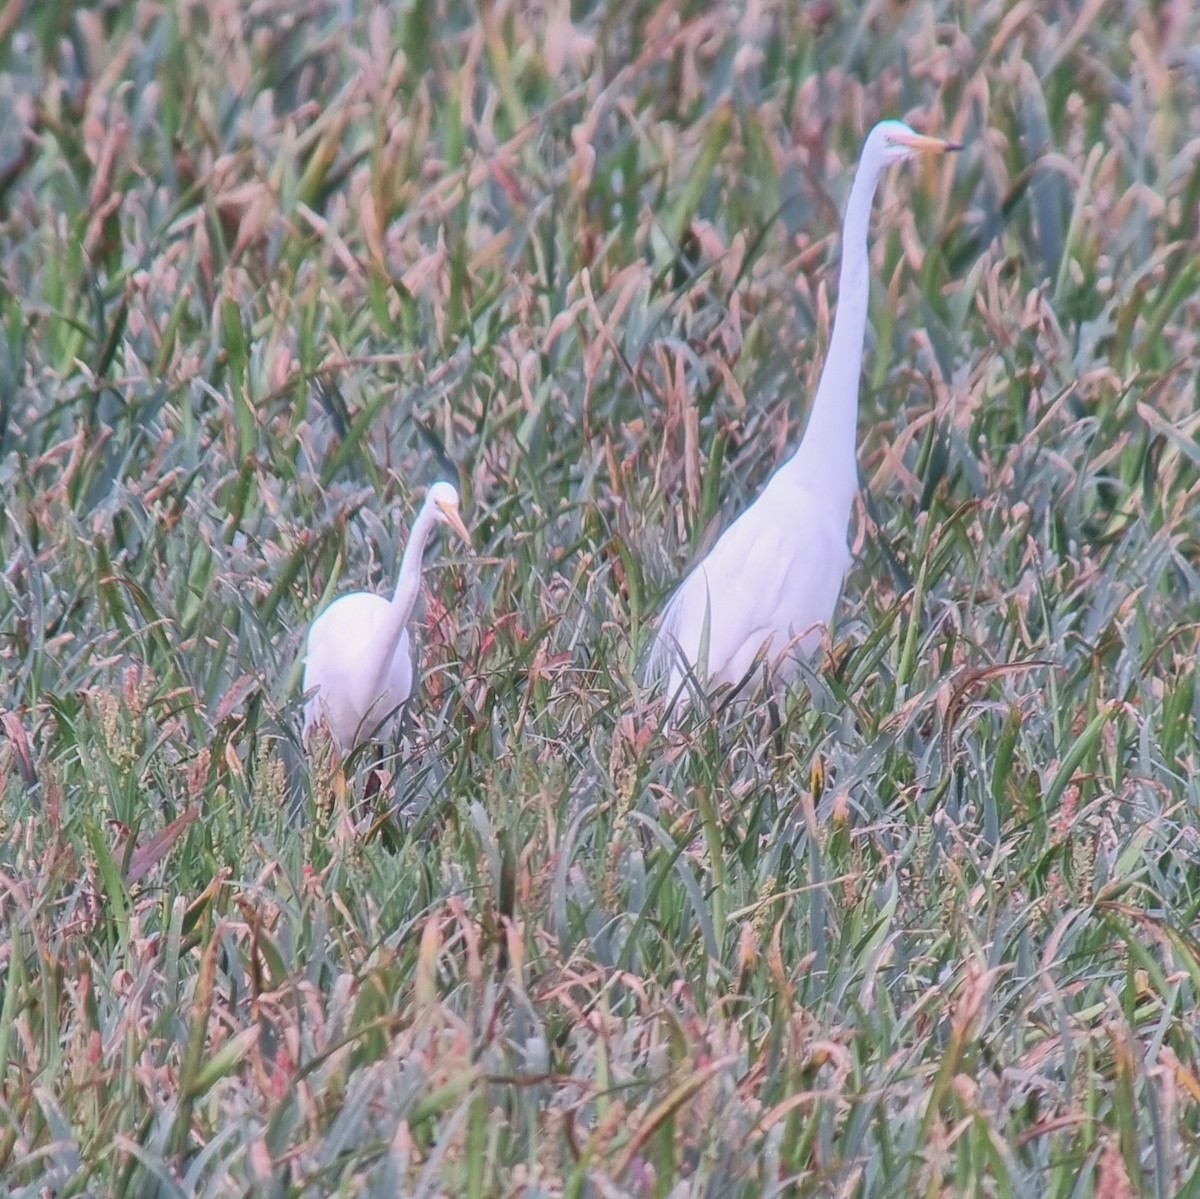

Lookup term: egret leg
[363,760,383,805]
[766,664,785,759]
[362,741,409,850]
[495,839,517,974]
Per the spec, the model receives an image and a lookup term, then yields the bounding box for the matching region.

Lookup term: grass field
[3,0,1200,1194]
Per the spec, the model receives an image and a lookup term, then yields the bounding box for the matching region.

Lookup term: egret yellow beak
[892,131,962,154]
[438,502,472,547]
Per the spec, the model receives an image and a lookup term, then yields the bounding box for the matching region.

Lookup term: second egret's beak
[439,503,472,547]
[894,131,962,155]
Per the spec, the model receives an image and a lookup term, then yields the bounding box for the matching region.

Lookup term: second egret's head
[427,480,471,546]
[869,119,962,166]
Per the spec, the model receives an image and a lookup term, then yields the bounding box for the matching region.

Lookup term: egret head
[870,119,962,166]
[427,480,471,546]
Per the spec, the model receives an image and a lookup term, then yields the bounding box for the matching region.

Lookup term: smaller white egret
[302,481,470,756]
[648,120,960,710]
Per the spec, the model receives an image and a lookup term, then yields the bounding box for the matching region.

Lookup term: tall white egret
[302,480,470,756]
[649,120,960,708]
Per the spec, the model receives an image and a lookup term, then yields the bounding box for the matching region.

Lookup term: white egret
[302,481,470,756]
[649,120,960,707]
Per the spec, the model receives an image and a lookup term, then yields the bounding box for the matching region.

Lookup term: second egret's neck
[783,149,888,521]
[390,503,439,617]
[364,502,439,698]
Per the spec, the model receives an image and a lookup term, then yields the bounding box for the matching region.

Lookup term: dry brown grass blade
[750,1083,846,1143]
[0,0,24,44]
[1,710,37,787]
[611,1055,736,1179]
[414,912,442,1013]
[125,806,201,886]
[1095,1141,1136,1199]
[940,659,1056,764]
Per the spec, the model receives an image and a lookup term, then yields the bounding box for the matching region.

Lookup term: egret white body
[650,120,960,706]
[302,481,470,756]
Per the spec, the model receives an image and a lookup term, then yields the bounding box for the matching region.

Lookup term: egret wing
[653,483,849,692]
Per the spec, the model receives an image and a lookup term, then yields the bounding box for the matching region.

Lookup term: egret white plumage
[649,120,960,708]
[302,481,470,756]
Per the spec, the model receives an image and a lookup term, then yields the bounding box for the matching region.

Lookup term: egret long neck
[783,154,886,523]
[365,505,437,698]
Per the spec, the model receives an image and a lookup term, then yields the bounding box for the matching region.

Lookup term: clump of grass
[3,0,1200,1194]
